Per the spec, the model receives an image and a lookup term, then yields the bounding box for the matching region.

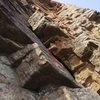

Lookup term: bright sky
[57,0,100,12]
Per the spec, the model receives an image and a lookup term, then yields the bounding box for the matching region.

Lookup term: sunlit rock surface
[0,0,100,99]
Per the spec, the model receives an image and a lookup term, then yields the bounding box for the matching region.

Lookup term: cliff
[0,0,100,99]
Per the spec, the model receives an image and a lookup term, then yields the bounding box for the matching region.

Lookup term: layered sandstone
[0,0,100,99]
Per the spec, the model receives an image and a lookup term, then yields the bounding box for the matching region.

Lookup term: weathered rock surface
[39,86,100,100]
[0,62,19,85]
[0,84,37,100]
[12,43,79,90]
[54,4,100,94]
[0,0,100,99]
[28,0,100,96]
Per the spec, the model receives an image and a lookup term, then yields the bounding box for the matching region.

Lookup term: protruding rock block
[0,35,23,54]
[14,43,80,91]
[74,62,100,94]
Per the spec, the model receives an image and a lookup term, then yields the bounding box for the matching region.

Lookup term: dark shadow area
[23,62,79,92]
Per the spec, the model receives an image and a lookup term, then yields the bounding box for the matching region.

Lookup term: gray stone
[0,84,37,100]
[39,86,100,100]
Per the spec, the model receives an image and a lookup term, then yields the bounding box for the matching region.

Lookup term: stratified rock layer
[54,4,100,94]
[0,0,100,99]
[28,1,100,96]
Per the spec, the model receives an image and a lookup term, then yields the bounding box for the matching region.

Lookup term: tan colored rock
[1,0,100,99]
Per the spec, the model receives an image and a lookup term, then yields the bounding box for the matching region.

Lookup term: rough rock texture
[0,0,100,99]
[0,84,37,100]
[28,1,100,96]
[53,4,100,94]
[39,86,100,100]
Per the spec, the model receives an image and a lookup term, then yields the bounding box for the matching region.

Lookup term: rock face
[0,0,100,99]
[53,4,100,94]
[39,86,100,100]
[0,84,37,100]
